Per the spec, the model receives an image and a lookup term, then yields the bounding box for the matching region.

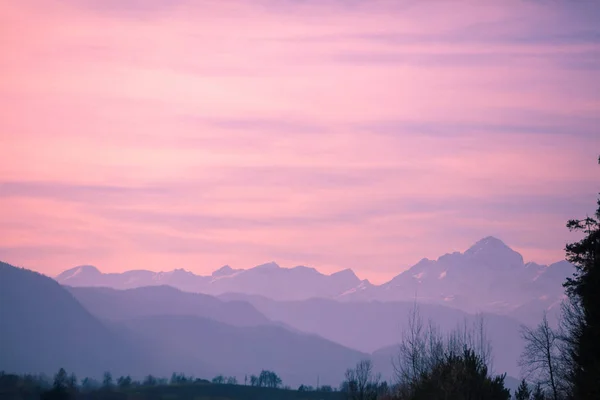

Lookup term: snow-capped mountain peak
[464,236,524,266]
[212,265,242,277]
[55,265,101,281]
[253,262,280,271]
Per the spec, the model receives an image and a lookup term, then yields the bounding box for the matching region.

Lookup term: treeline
[0,369,344,400]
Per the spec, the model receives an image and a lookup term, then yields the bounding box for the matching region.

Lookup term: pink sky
[1,0,599,283]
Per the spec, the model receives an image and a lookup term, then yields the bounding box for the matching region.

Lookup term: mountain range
[56,262,365,301]
[1,261,366,386]
[1,236,573,389]
[2,259,526,386]
[56,236,573,322]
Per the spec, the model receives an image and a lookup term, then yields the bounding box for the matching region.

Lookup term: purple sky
[0,0,599,283]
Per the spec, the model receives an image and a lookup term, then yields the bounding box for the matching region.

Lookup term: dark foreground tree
[250,370,281,388]
[249,375,258,386]
[562,156,600,399]
[392,304,509,400]
[341,360,386,400]
[400,349,510,400]
[117,375,132,389]
[554,297,583,397]
[519,312,561,400]
[41,368,76,400]
[81,377,99,391]
[143,375,158,386]
[515,379,531,400]
[532,383,547,400]
[102,371,113,390]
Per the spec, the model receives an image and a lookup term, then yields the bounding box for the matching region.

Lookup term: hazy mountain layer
[119,314,366,387]
[1,261,370,386]
[55,236,573,322]
[57,262,363,301]
[66,285,272,327]
[219,293,524,378]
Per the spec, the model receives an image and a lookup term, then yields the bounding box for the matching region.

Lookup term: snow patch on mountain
[210,270,244,283]
[339,280,371,296]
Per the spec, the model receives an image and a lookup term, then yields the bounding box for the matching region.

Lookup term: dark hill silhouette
[66,285,272,327]
[0,261,147,378]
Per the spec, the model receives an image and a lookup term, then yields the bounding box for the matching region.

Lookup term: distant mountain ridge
[57,261,366,301]
[55,236,574,320]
